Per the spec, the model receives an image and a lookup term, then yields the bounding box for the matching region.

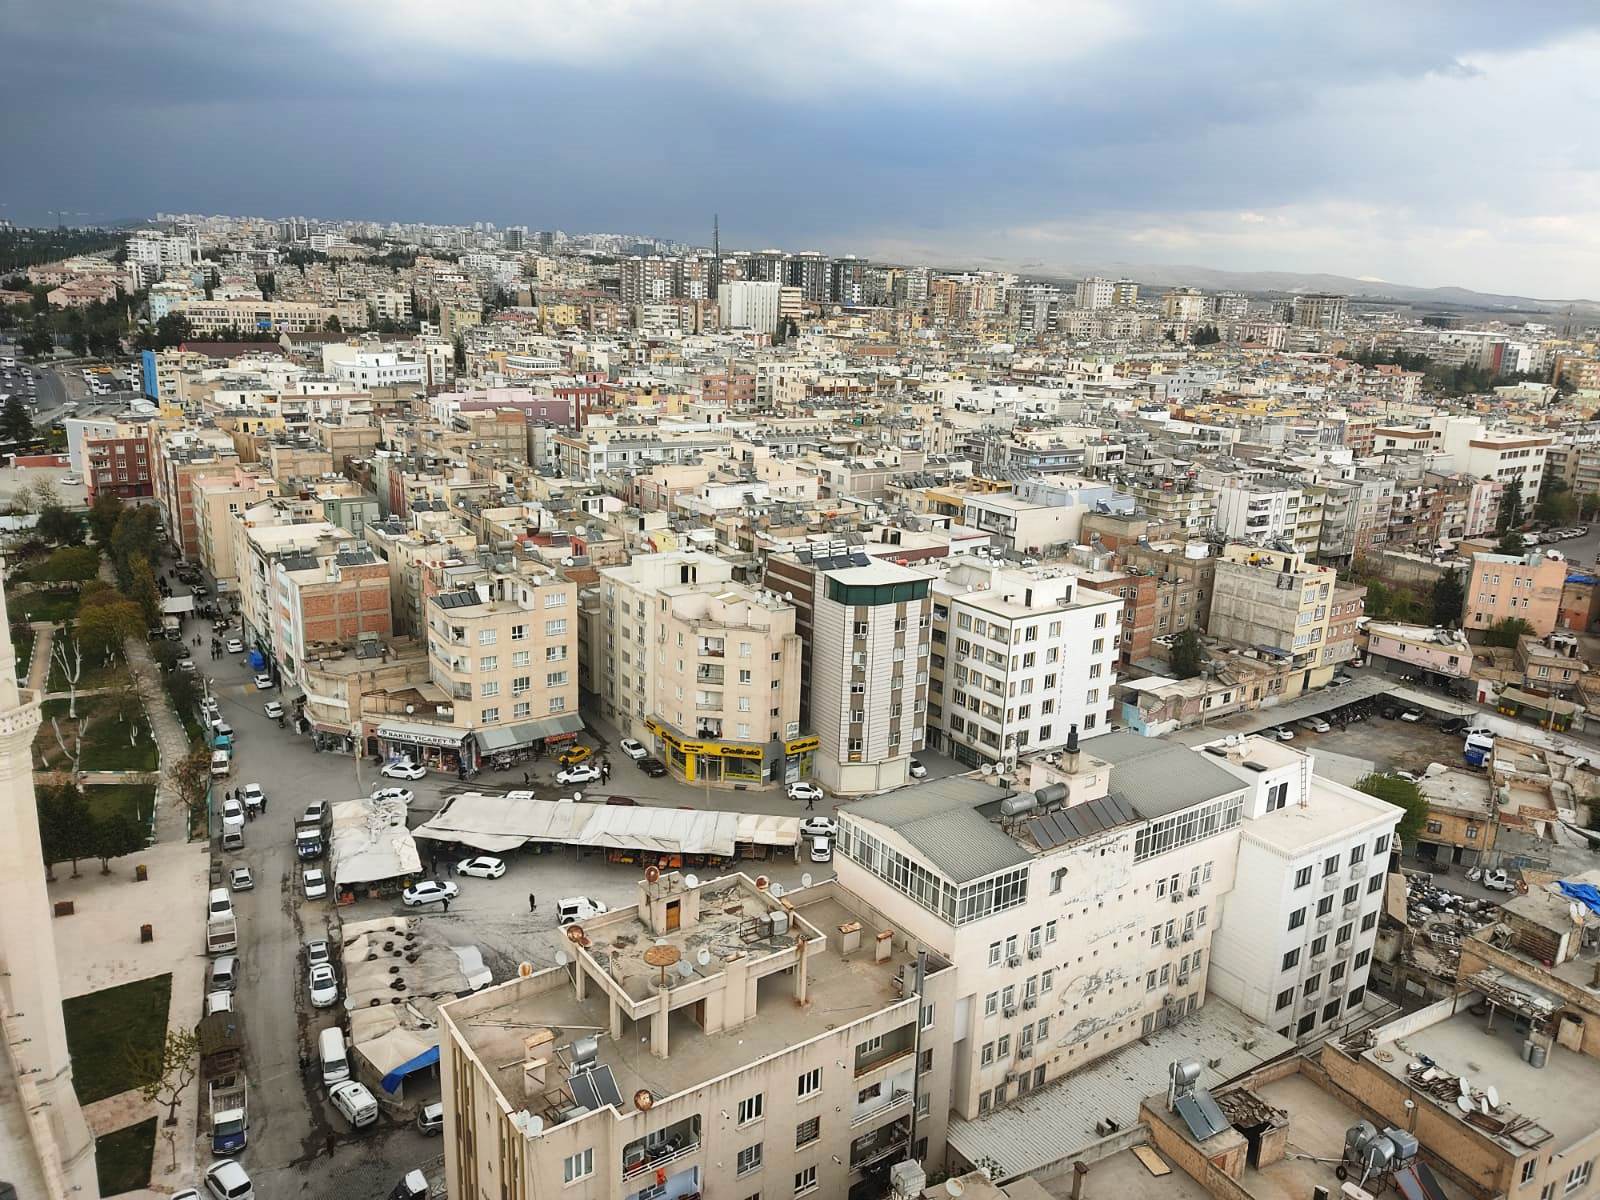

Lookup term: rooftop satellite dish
[1480,1096,1491,1115]
[1487,1085,1500,1108]
[696,948,711,967]
[801,873,813,888]
[1572,902,1585,924]
[771,883,785,898]
[518,961,534,978]
[566,924,586,943]
[683,873,699,888]
[1456,1095,1472,1114]
[633,1089,654,1111]
[645,865,661,884]
[676,961,694,979]
[755,875,770,891]
[555,951,569,967]
[1458,1076,1471,1097]
[947,1179,966,1197]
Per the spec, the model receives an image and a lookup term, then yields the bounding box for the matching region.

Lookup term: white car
[370,786,415,807]
[229,865,254,891]
[456,856,506,879]
[305,938,331,968]
[787,781,824,803]
[203,1159,254,1200]
[382,760,427,780]
[263,700,284,719]
[302,868,328,899]
[178,656,197,672]
[556,896,609,925]
[1273,727,1296,741]
[1399,710,1424,723]
[557,763,603,785]
[307,962,339,1008]
[800,816,838,838]
[204,990,234,1016]
[402,880,459,907]
[908,758,928,779]
[240,783,264,811]
[226,638,244,653]
[619,737,648,760]
[59,474,80,485]
[253,673,274,690]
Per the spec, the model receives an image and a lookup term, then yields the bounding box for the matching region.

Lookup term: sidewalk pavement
[26,620,53,694]
[49,837,209,1197]
[123,631,197,843]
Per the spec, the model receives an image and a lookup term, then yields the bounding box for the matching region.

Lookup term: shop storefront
[372,720,470,774]
[643,720,819,786]
[474,713,586,768]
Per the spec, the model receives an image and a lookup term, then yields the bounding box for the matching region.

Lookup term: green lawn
[85,783,157,825]
[95,1117,156,1196]
[7,586,79,624]
[63,973,171,1104]
[35,695,156,772]
[47,632,132,694]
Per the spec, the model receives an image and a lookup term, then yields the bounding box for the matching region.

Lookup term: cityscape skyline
[5,3,1600,298]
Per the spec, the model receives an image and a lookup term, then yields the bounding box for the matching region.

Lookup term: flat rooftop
[1243,776,1399,855]
[448,882,919,1118]
[1370,1007,1600,1152]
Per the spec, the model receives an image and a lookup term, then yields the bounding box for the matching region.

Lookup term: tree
[1536,479,1577,527]
[1356,772,1429,847]
[50,634,84,718]
[104,677,147,747]
[109,507,160,588]
[1430,567,1464,628]
[1582,492,1600,522]
[325,314,342,333]
[171,747,214,833]
[36,504,86,547]
[1169,629,1204,679]
[92,810,147,872]
[36,783,93,878]
[76,597,143,663]
[1494,530,1527,556]
[1190,324,1221,346]
[87,491,125,548]
[36,544,98,581]
[128,1026,201,1127]
[1497,478,1523,534]
[1483,616,1535,648]
[0,394,33,442]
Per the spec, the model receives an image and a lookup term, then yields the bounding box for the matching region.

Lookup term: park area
[62,973,173,1105]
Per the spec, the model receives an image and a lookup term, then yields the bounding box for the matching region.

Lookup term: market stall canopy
[413,792,801,857]
[329,796,423,887]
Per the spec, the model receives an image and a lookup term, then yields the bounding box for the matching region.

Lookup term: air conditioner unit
[1182,930,1195,942]
[1171,892,1185,904]
[1187,884,1201,897]
[1166,936,1180,949]
[1003,1004,1017,1018]
[1163,993,1178,1007]
[1330,980,1346,995]
[1322,874,1339,893]
[1343,903,1359,919]
[1023,996,1036,1011]
[1316,916,1334,933]
[1177,972,1190,986]
[1348,861,1366,878]
[1007,955,1022,968]
[1017,1045,1032,1060]
[1310,957,1327,974]
[1027,945,1041,960]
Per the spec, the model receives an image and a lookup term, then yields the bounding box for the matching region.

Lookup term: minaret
[0,557,100,1196]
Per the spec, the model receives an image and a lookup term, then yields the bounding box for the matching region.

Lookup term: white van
[210,955,239,992]
[809,835,833,864]
[207,888,234,920]
[318,1027,350,1086]
[555,897,609,926]
[329,1080,379,1128]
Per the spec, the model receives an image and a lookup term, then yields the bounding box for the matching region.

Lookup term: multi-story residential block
[1324,583,1366,669]
[1209,476,1304,545]
[231,508,346,659]
[836,732,1247,1121]
[1436,415,1551,501]
[440,871,957,1200]
[150,430,242,559]
[594,551,806,785]
[272,541,393,680]
[173,298,336,334]
[1290,293,1347,332]
[1204,735,1399,1042]
[1074,276,1115,309]
[1209,543,1341,686]
[1464,548,1569,637]
[810,556,932,795]
[925,558,1121,767]
[1162,287,1208,321]
[190,466,281,586]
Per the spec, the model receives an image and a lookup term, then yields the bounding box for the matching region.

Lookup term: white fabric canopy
[329,796,423,886]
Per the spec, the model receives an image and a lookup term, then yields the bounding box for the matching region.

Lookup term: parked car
[370,787,415,807]
[788,781,824,803]
[800,816,838,838]
[382,760,427,780]
[558,744,593,766]
[204,990,233,1016]
[229,865,254,891]
[908,758,928,779]
[226,638,244,653]
[263,700,284,719]
[1380,705,1400,720]
[1297,717,1331,734]
[618,737,648,760]
[178,656,197,672]
[308,961,340,1008]
[637,756,668,777]
[253,673,274,690]
[417,1101,445,1136]
[1273,727,1295,741]
[402,880,460,907]
[203,1158,254,1200]
[1399,709,1424,723]
[1481,868,1516,893]
[455,856,506,879]
[240,783,264,812]
[810,835,834,863]
[557,763,603,785]
[305,938,331,968]
[556,896,609,925]
[302,868,328,900]
[208,887,234,920]
[329,1080,379,1128]
[301,800,329,825]
[1441,717,1470,734]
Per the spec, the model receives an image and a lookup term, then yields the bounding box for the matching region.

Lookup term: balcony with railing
[695,665,724,684]
[622,1117,702,1182]
[697,637,725,658]
[850,1075,913,1128]
[850,1116,912,1172]
[853,1026,916,1078]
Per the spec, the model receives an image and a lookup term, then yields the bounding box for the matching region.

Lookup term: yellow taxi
[557,744,592,766]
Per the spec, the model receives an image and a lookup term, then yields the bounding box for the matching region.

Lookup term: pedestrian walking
[441,897,450,913]
[260,795,267,813]
[806,794,816,811]
[523,771,530,785]
[528,892,536,913]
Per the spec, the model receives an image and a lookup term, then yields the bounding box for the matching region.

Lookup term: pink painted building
[1464,549,1568,638]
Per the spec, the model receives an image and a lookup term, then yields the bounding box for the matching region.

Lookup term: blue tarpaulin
[248,650,267,671]
[380,1044,439,1094]
[1557,881,1600,917]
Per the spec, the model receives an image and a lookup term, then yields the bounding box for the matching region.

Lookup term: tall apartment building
[173,298,336,334]
[1208,476,1304,545]
[150,431,242,559]
[594,552,807,786]
[836,732,1247,1122]
[1464,548,1569,638]
[1435,415,1551,501]
[718,281,782,336]
[439,871,957,1200]
[272,542,393,681]
[925,558,1122,768]
[1209,543,1342,687]
[1162,288,1208,321]
[786,250,829,302]
[231,509,347,661]
[1074,276,1115,309]
[81,420,156,502]
[190,466,281,586]
[1211,291,1249,319]
[1112,278,1139,307]
[420,560,579,752]
[1290,293,1347,332]
[619,256,676,305]
[810,557,933,795]
[830,255,867,305]
[1203,735,1400,1043]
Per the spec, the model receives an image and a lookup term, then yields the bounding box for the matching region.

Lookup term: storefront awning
[476,713,586,752]
[377,720,467,748]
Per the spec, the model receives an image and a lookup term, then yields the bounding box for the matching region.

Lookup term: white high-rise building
[717,281,782,335]
[0,561,100,1196]
[1074,275,1115,309]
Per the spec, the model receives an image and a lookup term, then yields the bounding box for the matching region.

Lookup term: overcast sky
[5,1,1600,298]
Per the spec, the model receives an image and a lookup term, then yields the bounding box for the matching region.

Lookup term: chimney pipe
[1070,1161,1089,1200]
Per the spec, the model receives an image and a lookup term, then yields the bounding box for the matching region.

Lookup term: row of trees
[36,782,146,878]
[0,229,120,275]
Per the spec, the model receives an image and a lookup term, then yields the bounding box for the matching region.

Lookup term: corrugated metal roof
[946,1001,1293,1182]
[842,776,1031,884]
[1092,731,1246,819]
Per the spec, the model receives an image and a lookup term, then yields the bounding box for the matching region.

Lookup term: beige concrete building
[1209,543,1343,688]
[231,507,347,659]
[439,871,956,1200]
[190,466,281,586]
[173,297,336,334]
[595,551,807,785]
